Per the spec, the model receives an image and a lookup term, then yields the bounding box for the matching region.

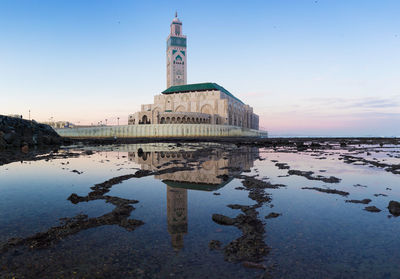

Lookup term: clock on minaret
[166,12,187,88]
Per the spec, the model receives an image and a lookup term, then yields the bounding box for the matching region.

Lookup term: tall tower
[166,12,187,88]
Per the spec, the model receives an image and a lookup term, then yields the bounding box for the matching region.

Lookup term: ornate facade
[128,13,259,130]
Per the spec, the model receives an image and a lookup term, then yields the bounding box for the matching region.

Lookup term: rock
[0,115,62,149]
[302,187,349,196]
[242,261,266,270]
[0,136,5,150]
[213,192,221,196]
[219,174,229,181]
[373,193,388,197]
[212,214,236,225]
[227,204,246,210]
[84,150,94,155]
[265,212,281,219]
[3,131,17,144]
[21,144,29,153]
[288,169,341,183]
[388,201,400,216]
[209,240,222,250]
[364,206,381,213]
[345,199,371,204]
[275,163,290,169]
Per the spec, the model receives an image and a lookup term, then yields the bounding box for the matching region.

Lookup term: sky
[1,0,399,136]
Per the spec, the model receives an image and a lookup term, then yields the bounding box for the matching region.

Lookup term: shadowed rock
[212,214,236,225]
[388,201,400,216]
[209,240,222,250]
[288,170,341,183]
[345,199,371,204]
[364,206,381,213]
[275,163,290,169]
[302,187,349,196]
[265,212,281,219]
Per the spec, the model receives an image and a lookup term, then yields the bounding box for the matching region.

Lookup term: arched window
[141,115,148,124]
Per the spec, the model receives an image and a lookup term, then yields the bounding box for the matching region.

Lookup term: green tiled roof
[162,82,244,104]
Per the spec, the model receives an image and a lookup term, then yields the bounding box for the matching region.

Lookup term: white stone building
[129,13,259,130]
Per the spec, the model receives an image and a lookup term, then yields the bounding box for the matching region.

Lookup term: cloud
[303,95,400,110]
[258,95,400,136]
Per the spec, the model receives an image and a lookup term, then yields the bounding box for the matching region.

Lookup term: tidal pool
[0,142,399,278]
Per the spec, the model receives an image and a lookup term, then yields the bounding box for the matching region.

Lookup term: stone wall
[55,124,267,139]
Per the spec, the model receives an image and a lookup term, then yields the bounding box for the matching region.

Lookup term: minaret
[166,12,187,88]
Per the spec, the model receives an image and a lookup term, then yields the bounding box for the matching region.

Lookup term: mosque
[128,13,259,130]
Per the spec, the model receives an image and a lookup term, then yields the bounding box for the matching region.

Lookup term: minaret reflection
[128,143,258,251]
[166,186,187,250]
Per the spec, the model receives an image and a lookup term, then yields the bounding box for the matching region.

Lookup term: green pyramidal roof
[162,82,244,104]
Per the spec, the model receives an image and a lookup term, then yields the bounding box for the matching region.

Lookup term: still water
[0,142,399,278]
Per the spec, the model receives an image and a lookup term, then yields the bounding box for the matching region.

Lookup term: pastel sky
[1,0,399,136]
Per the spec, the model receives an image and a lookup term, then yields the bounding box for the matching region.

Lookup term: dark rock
[3,131,17,144]
[209,240,222,250]
[345,199,371,204]
[373,193,388,197]
[84,150,94,155]
[219,174,229,181]
[302,187,349,196]
[213,192,221,196]
[0,115,62,149]
[364,206,381,213]
[265,212,281,219]
[275,163,290,169]
[212,214,236,225]
[242,261,266,270]
[227,204,247,210]
[288,169,341,183]
[388,201,400,216]
[0,137,6,150]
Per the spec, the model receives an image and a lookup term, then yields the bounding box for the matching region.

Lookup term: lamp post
[105,119,108,126]
[117,117,120,126]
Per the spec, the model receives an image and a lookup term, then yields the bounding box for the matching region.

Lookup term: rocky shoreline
[0,115,64,150]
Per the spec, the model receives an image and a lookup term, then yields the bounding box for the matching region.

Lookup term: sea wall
[0,115,61,149]
[55,124,267,139]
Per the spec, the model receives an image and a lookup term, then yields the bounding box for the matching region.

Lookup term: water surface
[0,142,399,278]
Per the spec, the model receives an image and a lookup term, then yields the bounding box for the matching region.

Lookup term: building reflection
[167,186,187,250]
[128,143,258,250]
